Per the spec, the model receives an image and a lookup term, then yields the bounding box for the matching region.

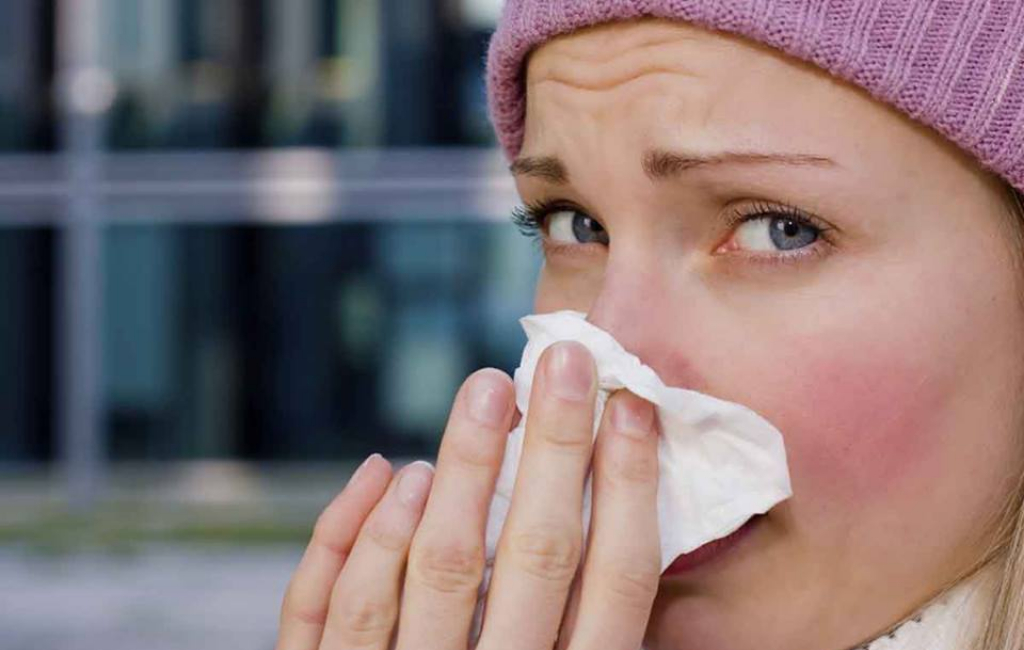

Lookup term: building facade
[0,0,537,479]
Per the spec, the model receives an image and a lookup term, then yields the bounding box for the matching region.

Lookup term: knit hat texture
[485,0,1024,193]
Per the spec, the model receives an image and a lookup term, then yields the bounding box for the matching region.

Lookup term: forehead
[521,18,900,169]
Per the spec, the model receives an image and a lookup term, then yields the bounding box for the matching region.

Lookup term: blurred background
[0,1,539,648]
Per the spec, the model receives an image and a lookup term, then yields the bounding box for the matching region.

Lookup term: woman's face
[515,18,1024,650]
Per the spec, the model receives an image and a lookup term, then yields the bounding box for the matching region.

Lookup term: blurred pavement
[1,545,302,650]
[0,460,432,650]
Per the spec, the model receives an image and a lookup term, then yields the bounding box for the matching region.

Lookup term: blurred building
[0,0,537,490]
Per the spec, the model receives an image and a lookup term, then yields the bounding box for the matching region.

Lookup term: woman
[275,3,1024,650]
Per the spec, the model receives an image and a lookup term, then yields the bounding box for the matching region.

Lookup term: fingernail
[546,341,595,401]
[610,394,654,439]
[396,461,434,508]
[467,371,511,427]
[350,453,382,485]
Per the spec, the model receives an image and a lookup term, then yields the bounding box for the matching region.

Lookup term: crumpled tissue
[473,310,792,635]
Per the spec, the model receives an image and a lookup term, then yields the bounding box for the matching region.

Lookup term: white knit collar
[851,564,998,650]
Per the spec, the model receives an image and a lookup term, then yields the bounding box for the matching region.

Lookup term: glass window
[0,227,54,462]
[100,0,500,149]
[0,1,55,151]
[102,219,538,461]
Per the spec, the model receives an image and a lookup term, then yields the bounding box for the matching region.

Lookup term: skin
[276,17,1024,650]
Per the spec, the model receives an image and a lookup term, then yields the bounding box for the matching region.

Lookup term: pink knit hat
[485,1,1024,193]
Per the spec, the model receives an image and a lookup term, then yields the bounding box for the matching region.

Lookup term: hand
[275,341,661,650]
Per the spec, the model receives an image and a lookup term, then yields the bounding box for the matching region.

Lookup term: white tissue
[484,309,792,572]
[470,311,792,640]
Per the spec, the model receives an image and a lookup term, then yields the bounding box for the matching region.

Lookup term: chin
[643,516,804,650]
[646,598,755,650]
[644,600,802,650]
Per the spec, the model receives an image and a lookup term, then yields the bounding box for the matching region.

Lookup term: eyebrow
[509,149,837,184]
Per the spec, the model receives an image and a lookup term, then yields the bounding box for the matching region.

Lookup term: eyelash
[509,197,837,267]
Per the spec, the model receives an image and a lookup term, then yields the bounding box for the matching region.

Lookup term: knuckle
[280,589,328,628]
[409,539,485,594]
[447,430,503,470]
[312,508,331,534]
[601,448,658,486]
[334,595,396,638]
[537,421,593,454]
[505,527,581,583]
[312,537,350,565]
[599,560,660,606]
[363,517,410,552]
[311,520,351,562]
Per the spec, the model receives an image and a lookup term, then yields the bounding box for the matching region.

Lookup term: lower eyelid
[722,240,832,267]
[540,238,606,260]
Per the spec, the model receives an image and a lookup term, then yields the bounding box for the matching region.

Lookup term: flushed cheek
[744,342,952,506]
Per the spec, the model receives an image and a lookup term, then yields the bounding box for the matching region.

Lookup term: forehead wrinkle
[528,39,710,95]
[529,68,703,95]
[533,16,725,64]
[529,61,705,96]
[536,30,709,67]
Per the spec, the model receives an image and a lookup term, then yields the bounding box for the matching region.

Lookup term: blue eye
[733,215,819,252]
[548,210,608,245]
[509,199,609,246]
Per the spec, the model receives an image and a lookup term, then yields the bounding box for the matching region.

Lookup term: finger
[554,570,584,650]
[478,341,597,650]
[277,454,392,650]
[318,461,434,650]
[566,390,660,650]
[396,369,515,650]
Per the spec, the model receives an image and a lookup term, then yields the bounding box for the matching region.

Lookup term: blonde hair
[972,183,1024,650]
